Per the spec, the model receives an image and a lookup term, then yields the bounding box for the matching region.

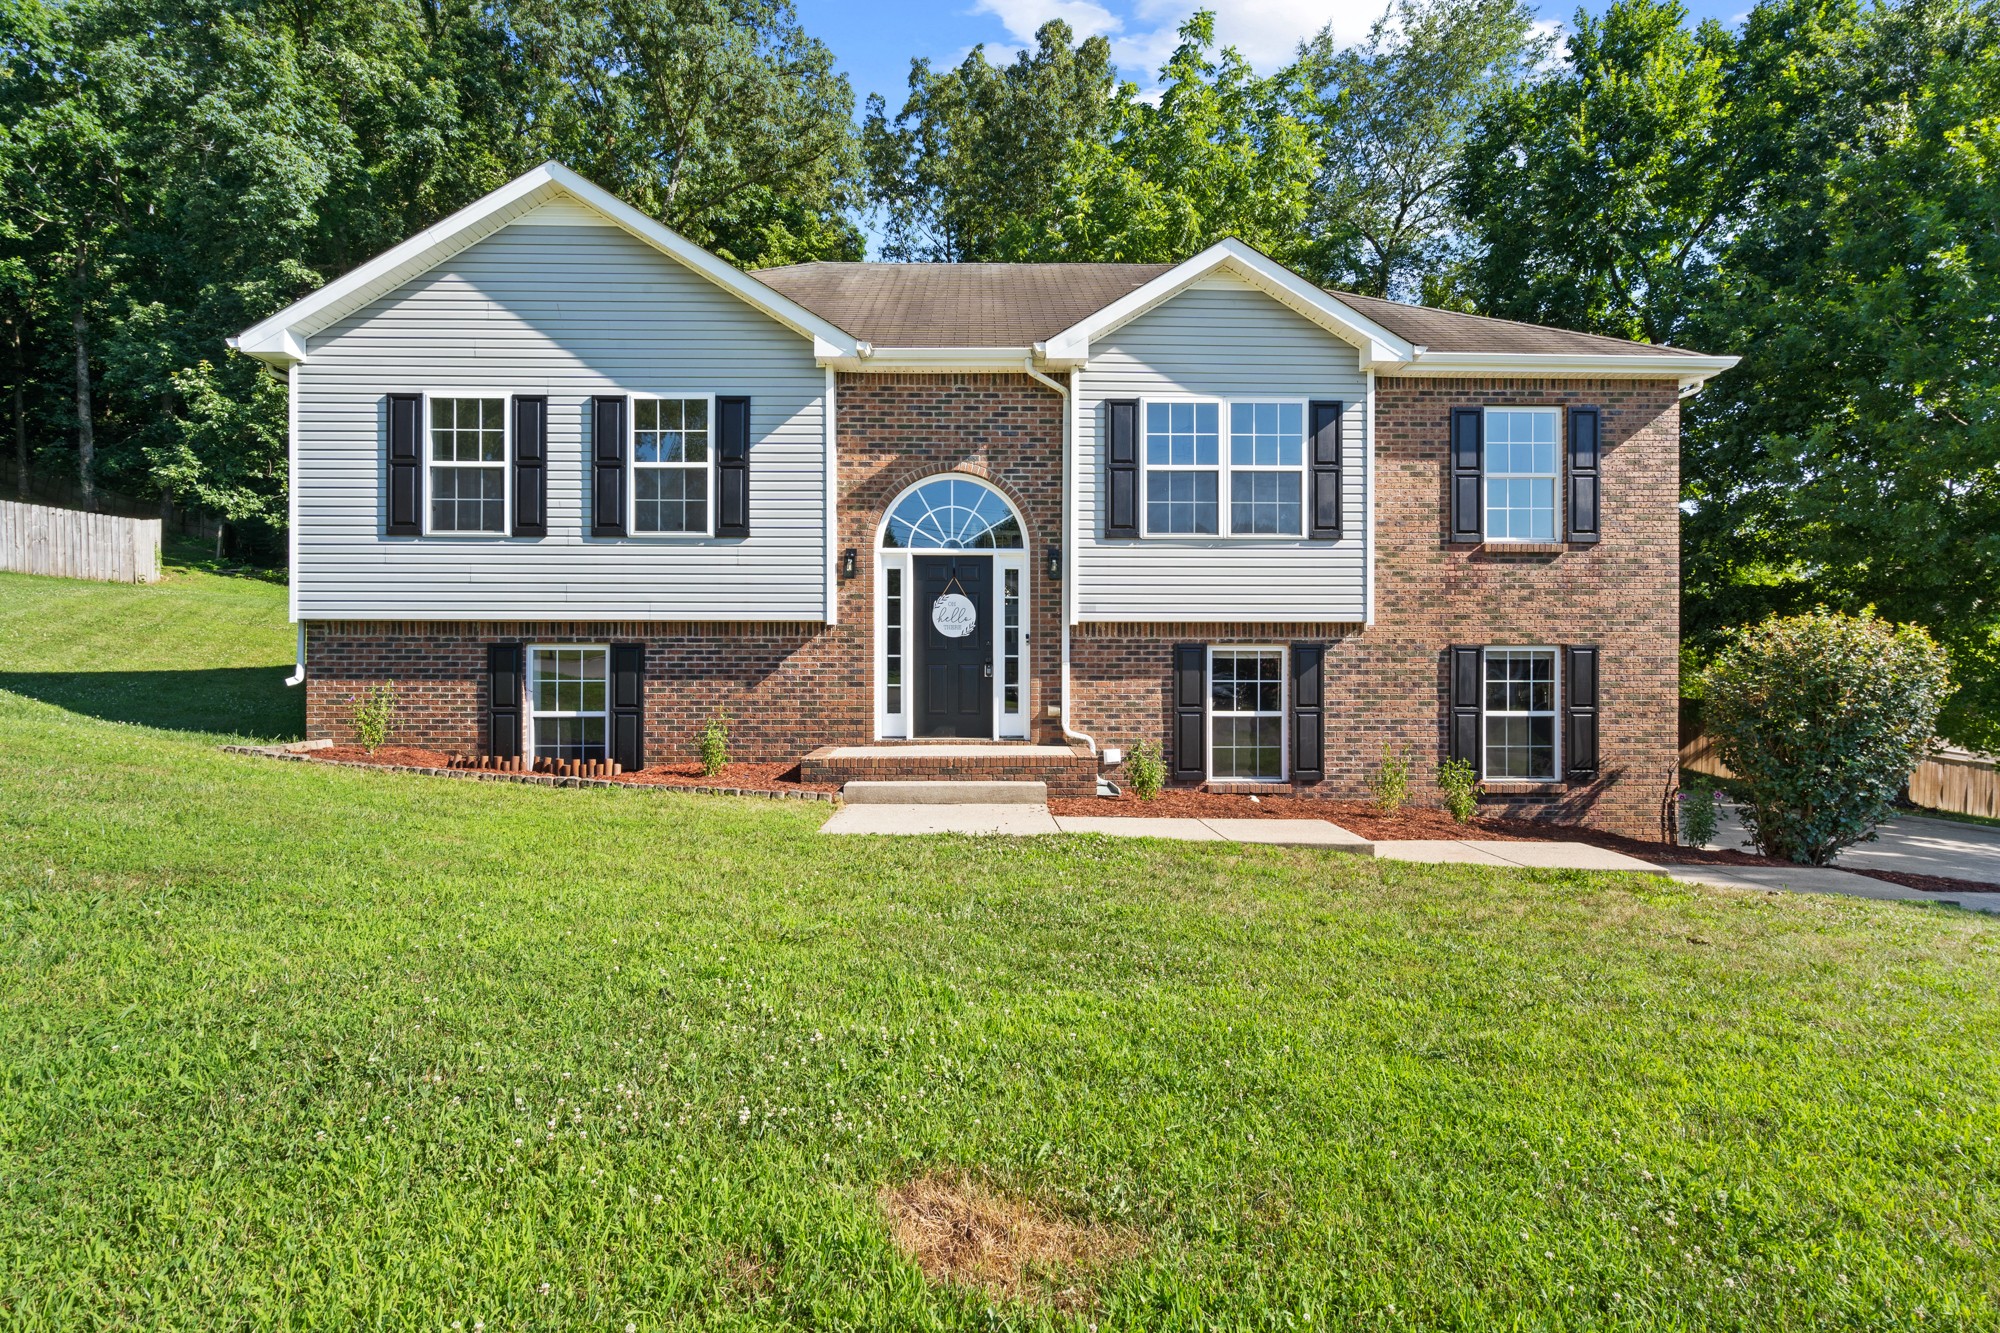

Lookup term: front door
[914,555,993,738]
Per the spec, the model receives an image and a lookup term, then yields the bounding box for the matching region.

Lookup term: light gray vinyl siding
[295,220,826,620]
[1073,274,1369,622]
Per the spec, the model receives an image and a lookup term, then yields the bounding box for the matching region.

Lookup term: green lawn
[2,561,1997,1330]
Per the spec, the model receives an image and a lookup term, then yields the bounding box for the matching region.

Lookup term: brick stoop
[801,742,1099,799]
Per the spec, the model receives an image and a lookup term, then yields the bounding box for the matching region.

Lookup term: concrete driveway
[1708,805,2000,887]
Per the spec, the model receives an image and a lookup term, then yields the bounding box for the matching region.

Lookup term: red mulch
[1051,789,2000,896]
[306,747,835,794]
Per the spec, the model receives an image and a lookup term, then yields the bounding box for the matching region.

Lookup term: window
[884,566,904,715]
[1484,648,1557,780]
[883,477,1024,548]
[530,647,608,761]
[1143,399,1307,537]
[1210,647,1285,781]
[1228,402,1304,535]
[1484,407,1559,541]
[633,397,709,534]
[1145,402,1220,534]
[1002,567,1022,716]
[429,397,505,533]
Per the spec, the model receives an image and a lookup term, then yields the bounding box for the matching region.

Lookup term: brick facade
[305,373,1679,836]
[1069,377,1681,837]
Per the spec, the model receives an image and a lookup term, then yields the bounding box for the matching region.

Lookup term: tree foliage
[1703,610,1952,864]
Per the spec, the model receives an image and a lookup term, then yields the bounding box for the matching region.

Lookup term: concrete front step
[842,780,1048,805]
[802,741,1098,798]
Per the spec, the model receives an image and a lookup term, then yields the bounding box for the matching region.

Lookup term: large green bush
[1702,610,1951,865]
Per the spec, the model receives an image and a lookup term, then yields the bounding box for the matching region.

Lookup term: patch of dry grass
[880,1173,1143,1310]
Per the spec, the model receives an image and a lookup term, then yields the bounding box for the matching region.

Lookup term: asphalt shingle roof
[752,260,1710,358]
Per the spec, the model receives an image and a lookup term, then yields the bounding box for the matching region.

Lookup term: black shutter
[1448,645,1482,769]
[512,395,547,538]
[1450,406,1483,543]
[1105,399,1139,538]
[1565,646,1600,778]
[1290,642,1325,782]
[591,395,627,538]
[715,396,751,538]
[610,642,645,772]
[1566,405,1602,544]
[488,643,523,759]
[1308,401,1344,540]
[1172,642,1206,782]
[386,393,423,536]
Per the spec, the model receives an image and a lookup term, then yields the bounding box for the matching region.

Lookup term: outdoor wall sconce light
[841,547,858,579]
[1045,545,1062,581]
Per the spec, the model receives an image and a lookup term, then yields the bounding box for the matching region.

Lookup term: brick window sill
[1479,781,1566,797]
[1470,541,1569,555]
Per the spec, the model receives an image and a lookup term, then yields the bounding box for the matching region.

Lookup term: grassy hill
[1,557,1996,1329]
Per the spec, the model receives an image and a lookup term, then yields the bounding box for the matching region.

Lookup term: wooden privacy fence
[0,498,160,583]
[1682,730,2000,821]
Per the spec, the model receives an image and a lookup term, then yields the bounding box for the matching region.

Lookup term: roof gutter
[1022,352,1095,759]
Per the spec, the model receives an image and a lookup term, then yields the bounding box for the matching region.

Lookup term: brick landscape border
[219,744,837,802]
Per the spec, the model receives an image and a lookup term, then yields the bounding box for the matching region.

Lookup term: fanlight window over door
[882,477,1024,549]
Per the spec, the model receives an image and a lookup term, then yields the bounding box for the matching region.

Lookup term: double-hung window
[633,397,710,534]
[1483,647,1558,780]
[529,647,608,761]
[1143,399,1306,537]
[429,396,505,534]
[1483,407,1559,541]
[1210,647,1286,781]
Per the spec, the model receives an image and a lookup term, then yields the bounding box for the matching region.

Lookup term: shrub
[1677,776,1719,848]
[1126,741,1165,800]
[1369,743,1413,814]
[1437,757,1479,823]
[350,681,397,753]
[699,707,731,777]
[1702,609,1951,865]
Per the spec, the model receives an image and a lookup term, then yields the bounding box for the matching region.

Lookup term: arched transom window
[882,477,1024,549]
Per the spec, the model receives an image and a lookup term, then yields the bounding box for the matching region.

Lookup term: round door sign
[930,592,977,638]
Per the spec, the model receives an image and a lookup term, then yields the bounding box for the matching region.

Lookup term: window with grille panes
[1143,401,1220,534]
[1210,647,1286,781]
[529,647,608,761]
[633,398,710,534]
[429,397,505,533]
[1483,648,1558,779]
[1483,408,1559,542]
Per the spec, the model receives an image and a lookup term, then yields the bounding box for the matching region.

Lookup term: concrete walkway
[1708,804,2000,886]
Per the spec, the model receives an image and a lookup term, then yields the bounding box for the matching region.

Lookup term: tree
[1445,0,1735,342]
[1703,611,1952,864]
[1286,0,1545,299]
[862,20,1117,262]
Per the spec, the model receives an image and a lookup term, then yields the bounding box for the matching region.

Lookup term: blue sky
[797,0,1748,116]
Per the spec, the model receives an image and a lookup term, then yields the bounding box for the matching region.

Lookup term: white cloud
[969,0,1124,45]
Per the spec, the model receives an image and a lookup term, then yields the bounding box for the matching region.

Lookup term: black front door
[914,555,993,738]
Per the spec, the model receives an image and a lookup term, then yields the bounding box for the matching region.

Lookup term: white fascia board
[822,346,1036,372]
[1041,238,1418,368]
[1395,352,1741,383]
[232,161,859,368]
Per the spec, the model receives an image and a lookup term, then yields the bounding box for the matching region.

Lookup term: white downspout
[286,623,306,687]
[1022,355,1096,757]
[284,360,306,686]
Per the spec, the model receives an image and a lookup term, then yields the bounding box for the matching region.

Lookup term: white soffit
[230,162,859,367]
[1038,238,1418,370]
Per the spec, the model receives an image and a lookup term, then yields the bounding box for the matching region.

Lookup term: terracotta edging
[218,745,837,803]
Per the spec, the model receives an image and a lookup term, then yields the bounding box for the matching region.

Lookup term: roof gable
[232,162,858,367]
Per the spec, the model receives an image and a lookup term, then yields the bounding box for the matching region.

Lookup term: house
[233,162,1737,837]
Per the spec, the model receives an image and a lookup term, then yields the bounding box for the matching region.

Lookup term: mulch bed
[1052,788,2000,898]
[307,746,837,794]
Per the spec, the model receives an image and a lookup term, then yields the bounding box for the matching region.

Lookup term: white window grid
[527,645,610,762]
[1482,646,1560,781]
[631,395,714,536]
[1140,398,1310,538]
[426,394,507,536]
[1208,645,1287,782]
[1483,407,1560,542]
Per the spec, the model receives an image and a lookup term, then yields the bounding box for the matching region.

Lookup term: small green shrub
[1369,743,1413,814]
[699,706,731,777]
[1678,776,1719,847]
[350,681,397,753]
[1126,740,1165,800]
[1437,757,1480,824]
[1703,609,1951,865]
